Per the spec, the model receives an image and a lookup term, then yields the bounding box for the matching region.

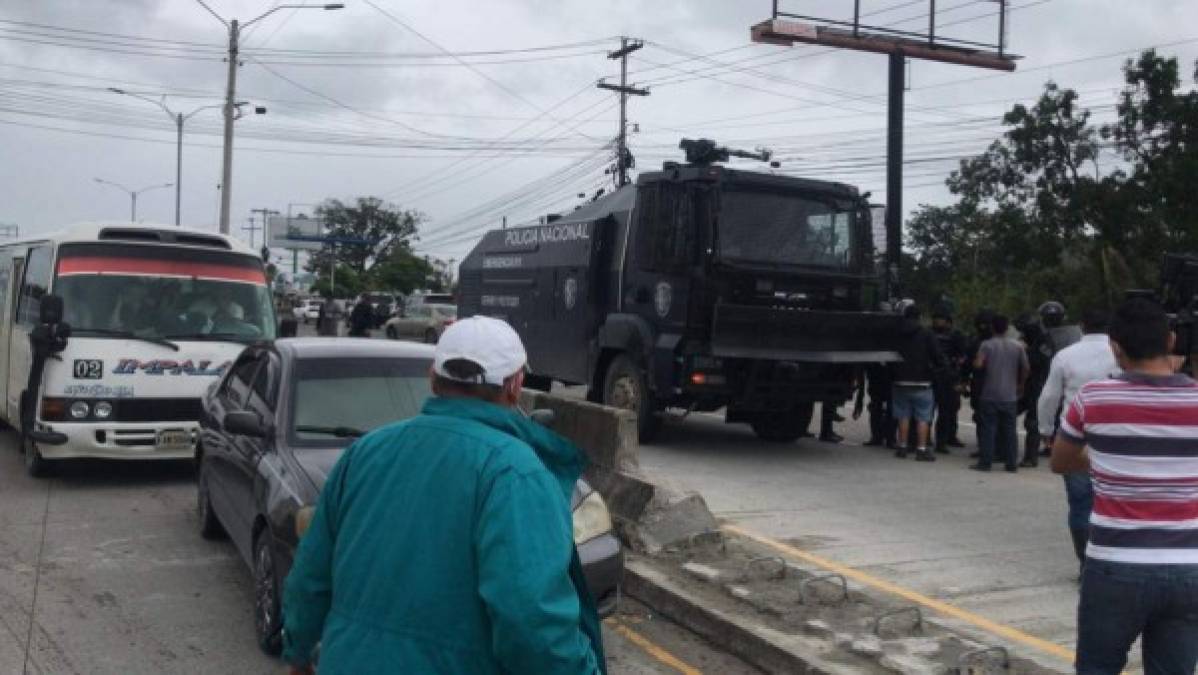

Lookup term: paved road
[0,432,755,674]
[637,407,1085,665]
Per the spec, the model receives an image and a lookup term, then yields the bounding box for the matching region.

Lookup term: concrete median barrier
[521,391,718,553]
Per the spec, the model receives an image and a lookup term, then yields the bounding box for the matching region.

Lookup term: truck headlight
[68,401,90,419]
[572,490,613,545]
[93,401,113,420]
[295,505,315,538]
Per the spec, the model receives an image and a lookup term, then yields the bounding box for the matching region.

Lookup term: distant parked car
[384,303,456,343]
[195,338,621,654]
[299,299,322,324]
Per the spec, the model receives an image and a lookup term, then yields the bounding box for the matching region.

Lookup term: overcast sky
[2,0,1197,268]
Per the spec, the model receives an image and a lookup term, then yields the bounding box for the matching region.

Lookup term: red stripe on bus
[56,256,266,284]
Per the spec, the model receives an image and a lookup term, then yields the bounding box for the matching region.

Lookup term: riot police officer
[1035,300,1082,457]
[1016,313,1051,467]
[931,309,967,453]
[1039,301,1082,353]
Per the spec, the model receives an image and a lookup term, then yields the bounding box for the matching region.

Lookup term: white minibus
[1,223,276,476]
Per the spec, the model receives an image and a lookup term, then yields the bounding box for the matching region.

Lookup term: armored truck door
[624,183,694,337]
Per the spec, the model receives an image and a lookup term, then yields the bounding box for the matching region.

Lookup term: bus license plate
[156,429,191,451]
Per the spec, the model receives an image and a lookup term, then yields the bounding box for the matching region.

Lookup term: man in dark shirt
[348,297,374,337]
[889,304,945,462]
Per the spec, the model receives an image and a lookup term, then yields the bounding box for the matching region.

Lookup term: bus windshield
[54,243,276,341]
[719,190,858,269]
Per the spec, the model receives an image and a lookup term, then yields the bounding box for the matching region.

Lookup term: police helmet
[1038,300,1066,327]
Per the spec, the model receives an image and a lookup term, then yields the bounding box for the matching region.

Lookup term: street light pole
[174,112,183,226]
[194,1,344,235]
[94,179,174,222]
[107,88,227,226]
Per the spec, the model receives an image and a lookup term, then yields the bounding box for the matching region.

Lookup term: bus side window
[16,246,52,326]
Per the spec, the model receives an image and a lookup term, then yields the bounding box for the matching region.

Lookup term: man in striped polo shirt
[1052,299,1198,674]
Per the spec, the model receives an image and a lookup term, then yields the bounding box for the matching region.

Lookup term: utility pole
[242,214,262,248]
[195,1,343,234]
[885,53,904,293]
[219,19,240,235]
[251,207,280,253]
[597,37,649,188]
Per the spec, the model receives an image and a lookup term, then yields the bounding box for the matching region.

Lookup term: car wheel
[23,434,52,478]
[423,328,438,344]
[196,461,226,540]
[386,325,398,340]
[253,529,284,656]
[603,355,660,442]
[750,403,814,443]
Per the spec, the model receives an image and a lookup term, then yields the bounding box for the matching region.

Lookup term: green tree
[368,249,435,294]
[905,50,1198,319]
[306,197,425,277]
[309,264,366,299]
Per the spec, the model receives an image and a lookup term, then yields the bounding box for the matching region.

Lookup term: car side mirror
[224,410,270,438]
[40,294,64,325]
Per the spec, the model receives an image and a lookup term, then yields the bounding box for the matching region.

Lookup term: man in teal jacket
[281,316,606,674]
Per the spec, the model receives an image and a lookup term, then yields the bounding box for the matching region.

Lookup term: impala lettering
[113,359,231,376]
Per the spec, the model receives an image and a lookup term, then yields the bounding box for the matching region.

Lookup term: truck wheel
[750,403,814,443]
[603,355,660,442]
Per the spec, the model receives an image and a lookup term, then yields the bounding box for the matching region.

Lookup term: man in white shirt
[1037,308,1120,569]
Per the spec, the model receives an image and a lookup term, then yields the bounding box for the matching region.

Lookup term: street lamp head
[254,106,267,115]
[108,87,126,95]
[323,4,345,9]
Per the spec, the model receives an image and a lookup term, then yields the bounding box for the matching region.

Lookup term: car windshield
[292,356,431,446]
[55,243,276,341]
[719,190,857,269]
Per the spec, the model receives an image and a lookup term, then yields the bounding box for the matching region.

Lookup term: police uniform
[932,325,967,450]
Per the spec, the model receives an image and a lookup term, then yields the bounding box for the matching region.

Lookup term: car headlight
[295,505,315,538]
[572,490,613,545]
[93,401,113,420]
[68,401,90,419]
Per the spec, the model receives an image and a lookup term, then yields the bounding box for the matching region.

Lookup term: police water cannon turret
[459,138,903,443]
[678,138,776,167]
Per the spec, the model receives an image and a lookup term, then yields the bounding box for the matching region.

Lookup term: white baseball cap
[433,316,528,386]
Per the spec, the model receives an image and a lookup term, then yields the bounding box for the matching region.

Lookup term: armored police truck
[459,139,902,442]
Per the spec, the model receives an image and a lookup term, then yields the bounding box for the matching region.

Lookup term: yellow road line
[606,617,704,675]
[722,523,1076,664]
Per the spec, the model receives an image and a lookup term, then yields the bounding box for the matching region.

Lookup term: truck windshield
[55,243,276,341]
[719,190,856,269]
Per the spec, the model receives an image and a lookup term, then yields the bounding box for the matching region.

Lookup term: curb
[623,559,874,675]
